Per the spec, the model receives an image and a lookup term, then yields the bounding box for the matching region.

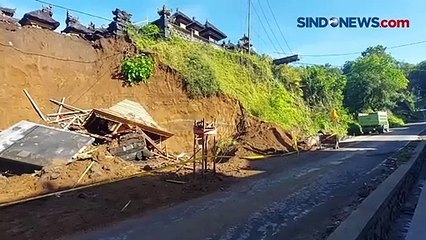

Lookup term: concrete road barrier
[328,142,426,240]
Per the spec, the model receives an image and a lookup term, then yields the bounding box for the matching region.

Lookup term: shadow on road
[0,123,425,240]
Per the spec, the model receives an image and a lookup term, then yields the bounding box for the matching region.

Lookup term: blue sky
[2,0,426,66]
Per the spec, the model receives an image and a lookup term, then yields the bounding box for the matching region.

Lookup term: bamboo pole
[23,89,48,122]
[55,97,66,121]
[73,161,95,188]
[49,98,87,113]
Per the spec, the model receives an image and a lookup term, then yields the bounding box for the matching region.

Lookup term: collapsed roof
[84,99,173,141]
[19,6,60,30]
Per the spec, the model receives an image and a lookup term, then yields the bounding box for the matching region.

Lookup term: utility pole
[247,0,251,54]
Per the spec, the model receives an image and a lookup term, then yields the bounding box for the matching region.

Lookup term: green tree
[408,61,426,108]
[273,64,305,96]
[343,45,409,113]
[301,65,346,109]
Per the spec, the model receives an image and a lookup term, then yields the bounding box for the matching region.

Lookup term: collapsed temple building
[0,3,252,52]
[152,5,252,52]
[0,4,302,61]
[2,5,131,40]
[19,5,60,30]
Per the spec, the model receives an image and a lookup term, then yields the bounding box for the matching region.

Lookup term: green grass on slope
[130,30,342,137]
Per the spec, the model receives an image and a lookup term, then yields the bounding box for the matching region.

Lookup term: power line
[388,40,426,49]
[250,1,280,54]
[35,0,111,22]
[265,0,293,53]
[300,51,361,57]
[293,62,341,68]
[296,40,426,58]
[252,28,270,49]
[247,0,251,54]
[255,0,287,55]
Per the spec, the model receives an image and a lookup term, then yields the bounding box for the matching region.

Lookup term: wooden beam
[76,131,113,142]
[48,116,76,123]
[55,97,65,121]
[23,89,48,122]
[91,109,174,139]
[138,130,164,154]
[63,116,78,129]
[48,110,83,117]
[72,161,95,188]
[112,123,123,135]
[49,99,87,113]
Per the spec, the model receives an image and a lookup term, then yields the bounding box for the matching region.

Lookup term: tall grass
[129,26,345,137]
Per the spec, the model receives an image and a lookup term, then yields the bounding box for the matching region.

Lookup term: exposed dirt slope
[0,23,242,153]
[0,22,299,240]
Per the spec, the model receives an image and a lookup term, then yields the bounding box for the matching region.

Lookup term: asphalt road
[69,122,426,240]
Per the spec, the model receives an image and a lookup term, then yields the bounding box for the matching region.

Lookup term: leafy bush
[183,54,220,97]
[121,55,155,84]
[389,115,405,127]
[138,24,162,40]
[127,27,350,138]
[347,122,363,136]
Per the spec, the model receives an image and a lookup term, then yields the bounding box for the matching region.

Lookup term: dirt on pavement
[0,21,300,240]
[0,170,235,240]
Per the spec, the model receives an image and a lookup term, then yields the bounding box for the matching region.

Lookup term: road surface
[68,123,426,240]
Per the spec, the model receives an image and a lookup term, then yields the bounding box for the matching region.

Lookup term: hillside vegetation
[126,24,419,138]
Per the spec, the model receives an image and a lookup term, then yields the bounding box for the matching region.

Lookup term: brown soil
[0,22,298,240]
[0,22,295,155]
[0,23,241,153]
[0,170,233,240]
[235,117,296,157]
[0,147,143,204]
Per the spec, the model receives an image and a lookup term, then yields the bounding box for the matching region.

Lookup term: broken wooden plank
[112,123,123,135]
[175,149,200,173]
[63,116,78,129]
[48,116,76,123]
[76,131,113,142]
[48,110,82,117]
[73,160,95,188]
[49,99,88,113]
[165,179,186,184]
[138,130,164,154]
[23,89,48,122]
[55,97,65,121]
[152,151,175,161]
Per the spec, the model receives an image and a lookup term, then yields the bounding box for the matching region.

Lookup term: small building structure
[0,7,18,24]
[62,11,93,36]
[84,99,173,143]
[0,7,15,17]
[153,5,228,47]
[19,5,60,30]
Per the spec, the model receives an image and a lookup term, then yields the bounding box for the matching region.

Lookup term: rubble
[86,22,110,41]
[0,120,94,174]
[0,93,177,177]
[19,5,60,30]
[62,11,94,36]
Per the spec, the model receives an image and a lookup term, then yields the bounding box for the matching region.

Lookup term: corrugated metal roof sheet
[0,120,94,170]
